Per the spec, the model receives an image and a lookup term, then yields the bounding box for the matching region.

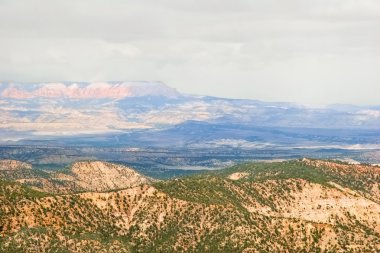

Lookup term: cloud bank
[0,0,379,105]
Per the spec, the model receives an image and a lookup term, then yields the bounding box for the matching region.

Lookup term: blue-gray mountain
[1,81,379,152]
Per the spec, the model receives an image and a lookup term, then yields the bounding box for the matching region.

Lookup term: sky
[0,0,379,106]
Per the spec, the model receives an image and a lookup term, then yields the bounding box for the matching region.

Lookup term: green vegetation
[0,180,50,202]
[1,159,379,252]
[154,160,335,209]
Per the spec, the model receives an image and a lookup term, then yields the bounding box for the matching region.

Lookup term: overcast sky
[0,0,379,105]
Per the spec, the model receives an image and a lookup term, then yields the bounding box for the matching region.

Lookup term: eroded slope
[1,159,379,252]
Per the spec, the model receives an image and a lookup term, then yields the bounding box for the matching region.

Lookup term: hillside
[0,159,379,252]
[0,160,50,187]
[0,159,32,171]
[0,160,152,193]
[53,161,153,192]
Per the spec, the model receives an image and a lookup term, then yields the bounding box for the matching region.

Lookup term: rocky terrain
[0,160,152,194]
[53,161,153,192]
[0,158,379,252]
[0,159,32,171]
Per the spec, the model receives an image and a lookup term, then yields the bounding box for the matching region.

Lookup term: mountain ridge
[0,81,180,99]
[0,158,379,252]
[0,159,32,171]
[1,82,380,160]
[0,160,153,193]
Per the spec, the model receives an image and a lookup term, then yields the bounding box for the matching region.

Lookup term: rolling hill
[0,159,379,252]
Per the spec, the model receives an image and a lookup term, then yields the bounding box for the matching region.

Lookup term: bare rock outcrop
[55,161,152,192]
[0,159,32,171]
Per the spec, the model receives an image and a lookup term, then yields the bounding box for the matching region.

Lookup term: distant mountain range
[0,81,180,99]
[1,81,379,150]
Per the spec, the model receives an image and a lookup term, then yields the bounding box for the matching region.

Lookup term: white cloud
[0,0,379,105]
